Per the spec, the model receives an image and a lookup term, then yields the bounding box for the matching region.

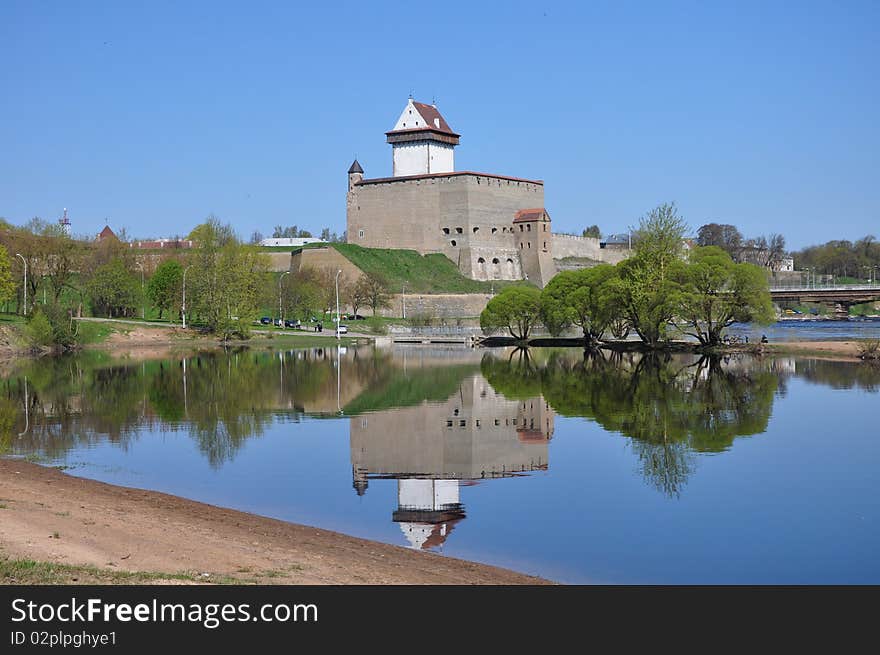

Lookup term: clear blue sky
[1,1,877,250]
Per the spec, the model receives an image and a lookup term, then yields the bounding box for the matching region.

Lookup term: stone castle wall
[290,246,364,281]
[378,293,492,319]
[264,252,294,273]
[350,375,551,481]
[551,234,632,266]
[347,172,547,284]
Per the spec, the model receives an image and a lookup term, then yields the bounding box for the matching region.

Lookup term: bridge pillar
[832,303,851,320]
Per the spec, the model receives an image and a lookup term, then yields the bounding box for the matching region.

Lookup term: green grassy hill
[326,243,529,294]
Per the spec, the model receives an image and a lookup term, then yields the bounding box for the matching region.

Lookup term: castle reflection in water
[350,374,554,550]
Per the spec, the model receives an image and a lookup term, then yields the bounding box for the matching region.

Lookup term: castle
[346,99,557,287]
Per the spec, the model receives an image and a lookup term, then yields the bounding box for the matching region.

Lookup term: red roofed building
[96,225,118,242]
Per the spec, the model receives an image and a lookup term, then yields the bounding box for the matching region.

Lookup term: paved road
[73,316,370,339]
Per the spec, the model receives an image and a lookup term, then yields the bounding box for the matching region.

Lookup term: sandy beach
[0,459,550,585]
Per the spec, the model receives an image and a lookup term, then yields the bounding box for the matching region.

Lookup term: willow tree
[676,246,774,347]
[540,265,618,345]
[608,202,689,347]
[480,285,542,341]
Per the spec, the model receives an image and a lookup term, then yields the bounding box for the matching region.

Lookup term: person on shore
[761,334,768,343]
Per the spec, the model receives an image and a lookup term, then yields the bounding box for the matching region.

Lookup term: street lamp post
[278,271,290,325]
[335,269,342,341]
[15,253,26,316]
[140,263,145,319]
[182,265,192,329]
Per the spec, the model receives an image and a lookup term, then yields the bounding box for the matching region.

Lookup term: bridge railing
[769,284,880,292]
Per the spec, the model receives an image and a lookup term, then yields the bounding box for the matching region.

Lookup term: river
[1,344,878,583]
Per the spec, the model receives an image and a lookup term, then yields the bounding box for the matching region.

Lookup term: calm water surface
[2,344,878,584]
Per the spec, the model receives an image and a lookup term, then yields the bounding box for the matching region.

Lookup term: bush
[24,305,78,350]
[857,339,880,360]
[24,310,54,349]
[364,317,388,335]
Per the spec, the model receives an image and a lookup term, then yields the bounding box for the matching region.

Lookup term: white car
[336,325,349,334]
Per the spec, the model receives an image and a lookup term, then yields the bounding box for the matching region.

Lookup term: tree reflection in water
[2,347,877,499]
[482,348,782,496]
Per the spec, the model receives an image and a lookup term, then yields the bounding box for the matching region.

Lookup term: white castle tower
[386,98,460,177]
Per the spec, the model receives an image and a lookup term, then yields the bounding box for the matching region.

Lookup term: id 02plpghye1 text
[11,630,116,648]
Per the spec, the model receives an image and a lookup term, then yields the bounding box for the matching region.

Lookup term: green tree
[146,259,183,320]
[0,245,16,307]
[187,217,269,337]
[631,202,688,278]
[480,285,542,341]
[540,265,618,344]
[87,258,140,317]
[582,225,601,238]
[676,246,774,346]
[609,202,689,347]
[283,267,323,320]
[609,255,685,347]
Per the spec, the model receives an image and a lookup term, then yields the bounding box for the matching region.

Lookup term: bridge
[769,283,880,317]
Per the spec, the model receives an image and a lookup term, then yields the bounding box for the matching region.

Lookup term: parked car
[347,314,366,320]
[284,319,301,329]
[260,316,272,325]
[336,324,349,334]
[274,318,283,327]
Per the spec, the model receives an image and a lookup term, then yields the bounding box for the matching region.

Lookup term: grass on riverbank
[0,555,242,585]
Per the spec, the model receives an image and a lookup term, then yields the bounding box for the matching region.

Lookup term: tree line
[792,236,880,280]
[481,203,774,348]
[0,215,391,350]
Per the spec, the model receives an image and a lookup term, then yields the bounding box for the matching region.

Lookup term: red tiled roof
[386,100,457,136]
[419,517,463,550]
[513,208,549,223]
[413,102,452,132]
[97,225,118,240]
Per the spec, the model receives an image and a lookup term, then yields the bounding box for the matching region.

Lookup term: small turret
[348,159,364,191]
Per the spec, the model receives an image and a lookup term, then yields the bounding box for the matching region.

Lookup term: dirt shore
[0,459,549,585]
[763,340,868,359]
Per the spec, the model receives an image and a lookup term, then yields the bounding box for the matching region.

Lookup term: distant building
[777,256,794,272]
[129,238,193,249]
[96,225,118,242]
[259,237,325,247]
